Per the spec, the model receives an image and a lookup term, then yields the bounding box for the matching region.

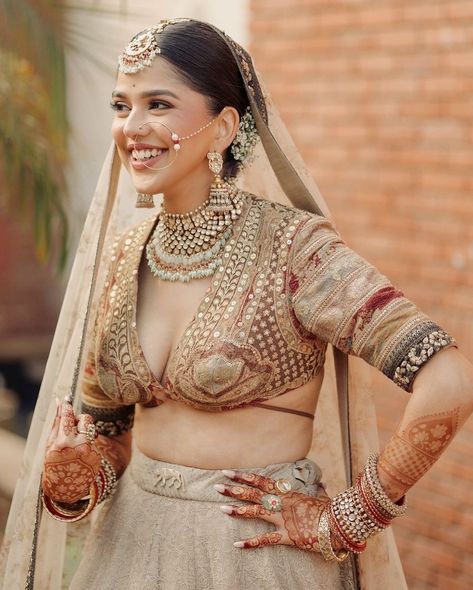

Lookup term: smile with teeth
[132,148,167,161]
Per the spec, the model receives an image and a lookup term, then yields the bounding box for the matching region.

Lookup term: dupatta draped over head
[0,19,406,589]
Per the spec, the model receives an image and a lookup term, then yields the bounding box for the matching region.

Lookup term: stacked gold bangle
[318,453,407,561]
[317,508,350,562]
[364,453,407,519]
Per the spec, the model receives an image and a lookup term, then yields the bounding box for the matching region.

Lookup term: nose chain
[136,117,217,152]
[133,117,218,172]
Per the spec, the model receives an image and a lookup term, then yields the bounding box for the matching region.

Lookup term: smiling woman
[110,70,240,212]
[2,16,473,590]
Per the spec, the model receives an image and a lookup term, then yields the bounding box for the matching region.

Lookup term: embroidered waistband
[129,443,322,502]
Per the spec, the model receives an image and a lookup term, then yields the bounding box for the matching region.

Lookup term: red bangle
[329,505,367,554]
[357,476,392,527]
[42,479,99,522]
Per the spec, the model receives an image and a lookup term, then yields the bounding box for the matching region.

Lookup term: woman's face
[111,57,220,197]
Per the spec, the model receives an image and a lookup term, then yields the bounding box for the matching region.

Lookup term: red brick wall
[0,212,60,361]
[250,2,473,588]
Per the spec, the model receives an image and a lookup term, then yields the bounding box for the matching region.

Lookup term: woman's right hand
[41,397,102,503]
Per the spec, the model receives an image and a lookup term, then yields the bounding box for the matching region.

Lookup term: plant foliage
[0,0,69,269]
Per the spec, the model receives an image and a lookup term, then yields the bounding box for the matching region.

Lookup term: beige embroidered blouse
[81,195,454,435]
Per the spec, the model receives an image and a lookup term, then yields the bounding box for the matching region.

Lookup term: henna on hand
[378,407,460,501]
[222,471,279,494]
[215,484,264,504]
[222,504,274,520]
[42,442,101,503]
[235,532,283,549]
[42,399,102,503]
[218,470,331,552]
[61,403,77,436]
[94,432,131,478]
[281,491,330,551]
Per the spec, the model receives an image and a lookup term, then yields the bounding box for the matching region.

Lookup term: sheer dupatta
[0,20,406,589]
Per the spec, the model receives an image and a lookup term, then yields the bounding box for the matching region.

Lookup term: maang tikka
[118,19,190,74]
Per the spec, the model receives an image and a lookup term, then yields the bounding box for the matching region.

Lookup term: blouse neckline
[130,198,250,392]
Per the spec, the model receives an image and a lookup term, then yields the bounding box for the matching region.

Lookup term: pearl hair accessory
[231,106,260,168]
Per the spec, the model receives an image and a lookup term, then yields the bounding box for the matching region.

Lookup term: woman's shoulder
[112,213,157,249]
[245,192,338,240]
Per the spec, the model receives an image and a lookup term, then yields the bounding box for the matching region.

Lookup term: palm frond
[0,0,127,270]
[0,50,67,266]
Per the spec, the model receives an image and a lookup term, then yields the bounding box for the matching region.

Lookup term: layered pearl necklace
[146,180,244,282]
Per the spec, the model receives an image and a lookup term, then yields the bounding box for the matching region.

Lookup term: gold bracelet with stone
[329,453,407,550]
[331,483,385,544]
[363,453,407,519]
[98,457,117,503]
[317,507,349,562]
[328,506,367,554]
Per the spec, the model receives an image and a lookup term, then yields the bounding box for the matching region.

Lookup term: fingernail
[234,541,244,548]
[221,469,236,478]
[220,505,233,514]
[65,394,72,404]
[55,396,60,407]
[214,484,226,493]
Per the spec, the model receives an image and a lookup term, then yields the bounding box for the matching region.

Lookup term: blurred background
[0,1,471,588]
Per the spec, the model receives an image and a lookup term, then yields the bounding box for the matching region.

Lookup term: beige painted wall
[66,1,249,239]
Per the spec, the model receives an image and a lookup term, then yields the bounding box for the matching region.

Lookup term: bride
[2,18,472,590]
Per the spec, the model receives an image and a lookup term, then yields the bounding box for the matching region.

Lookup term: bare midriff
[133,371,324,469]
[132,236,326,469]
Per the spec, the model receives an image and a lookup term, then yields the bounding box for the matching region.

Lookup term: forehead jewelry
[118,18,190,74]
[134,117,218,171]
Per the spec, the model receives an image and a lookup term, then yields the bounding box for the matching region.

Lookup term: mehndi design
[217,470,330,552]
[378,407,460,499]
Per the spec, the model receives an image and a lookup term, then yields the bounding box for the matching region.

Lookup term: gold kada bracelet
[41,479,99,522]
[317,507,349,562]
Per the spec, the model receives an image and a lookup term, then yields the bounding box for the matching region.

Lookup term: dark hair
[151,21,250,178]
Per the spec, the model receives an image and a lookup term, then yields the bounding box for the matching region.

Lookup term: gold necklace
[146,179,244,282]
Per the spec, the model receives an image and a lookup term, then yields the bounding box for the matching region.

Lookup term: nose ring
[137,121,181,151]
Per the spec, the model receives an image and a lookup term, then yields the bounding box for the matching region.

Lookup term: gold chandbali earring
[135,193,155,208]
[145,151,245,282]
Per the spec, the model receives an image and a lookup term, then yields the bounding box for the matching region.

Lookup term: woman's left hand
[215,470,331,551]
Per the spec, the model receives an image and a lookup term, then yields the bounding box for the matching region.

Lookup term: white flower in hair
[231,107,260,168]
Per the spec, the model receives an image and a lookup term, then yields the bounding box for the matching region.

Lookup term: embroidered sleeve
[289,215,456,392]
[80,239,135,437]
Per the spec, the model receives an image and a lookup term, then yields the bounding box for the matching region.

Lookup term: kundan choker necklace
[146,179,244,282]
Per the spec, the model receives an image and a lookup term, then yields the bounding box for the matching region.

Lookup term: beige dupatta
[0,19,407,589]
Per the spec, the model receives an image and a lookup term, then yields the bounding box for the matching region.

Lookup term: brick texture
[0,212,59,360]
[250,1,473,588]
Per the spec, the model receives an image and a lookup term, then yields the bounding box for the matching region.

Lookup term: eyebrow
[111,89,179,100]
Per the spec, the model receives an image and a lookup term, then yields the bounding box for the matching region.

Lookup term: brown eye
[149,100,170,110]
[110,102,128,110]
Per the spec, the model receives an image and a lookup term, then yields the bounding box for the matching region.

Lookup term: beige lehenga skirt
[69,445,356,590]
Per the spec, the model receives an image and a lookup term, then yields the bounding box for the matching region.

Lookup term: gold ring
[275,478,292,494]
[77,423,98,444]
